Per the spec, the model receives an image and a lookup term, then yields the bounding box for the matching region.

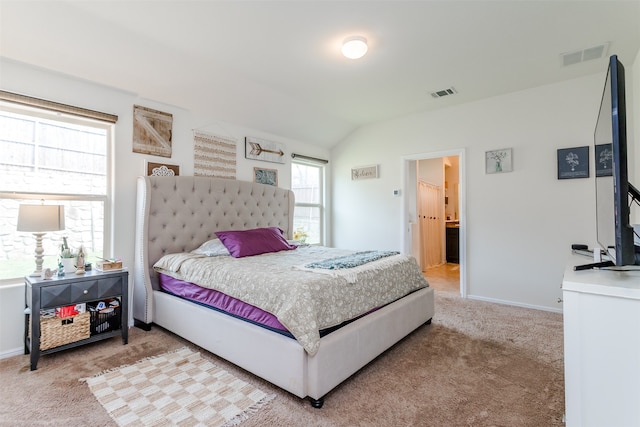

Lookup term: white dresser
[562,255,640,427]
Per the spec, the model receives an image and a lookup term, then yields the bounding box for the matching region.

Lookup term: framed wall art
[146,161,180,176]
[557,146,589,179]
[133,105,173,158]
[245,136,285,164]
[485,148,513,174]
[253,167,278,186]
[351,165,379,180]
[193,131,237,179]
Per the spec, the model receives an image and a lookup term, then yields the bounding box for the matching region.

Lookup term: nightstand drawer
[40,281,99,307]
[95,276,123,298]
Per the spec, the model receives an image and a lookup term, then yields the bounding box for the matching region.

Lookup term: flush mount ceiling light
[341,36,368,59]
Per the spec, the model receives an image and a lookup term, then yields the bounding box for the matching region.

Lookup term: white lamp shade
[342,36,368,59]
[17,204,65,232]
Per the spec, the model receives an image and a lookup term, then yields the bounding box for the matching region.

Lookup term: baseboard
[0,347,24,360]
[466,294,563,314]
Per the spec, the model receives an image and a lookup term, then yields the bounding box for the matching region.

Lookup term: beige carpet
[83,347,273,426]
[0,291,564,426]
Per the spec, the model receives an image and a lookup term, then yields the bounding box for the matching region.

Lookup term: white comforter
[153,245,428,355]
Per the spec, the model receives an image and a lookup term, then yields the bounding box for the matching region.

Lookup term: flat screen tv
[594,54,639,267]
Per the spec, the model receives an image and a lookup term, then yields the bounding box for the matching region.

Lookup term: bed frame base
[146,286,434,405]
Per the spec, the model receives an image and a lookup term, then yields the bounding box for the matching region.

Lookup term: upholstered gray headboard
[133,176,295,325]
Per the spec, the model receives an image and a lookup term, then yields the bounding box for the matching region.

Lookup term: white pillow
[191,239,230,256]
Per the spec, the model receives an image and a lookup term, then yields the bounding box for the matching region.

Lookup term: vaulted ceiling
[1,1,639,147]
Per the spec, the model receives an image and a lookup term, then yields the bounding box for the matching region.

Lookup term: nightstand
[24,269,128,370]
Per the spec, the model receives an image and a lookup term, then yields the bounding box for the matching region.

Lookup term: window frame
[291,158,326,245]
[0,97,115,284]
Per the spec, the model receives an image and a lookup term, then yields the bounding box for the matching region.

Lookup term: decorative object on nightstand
[75,246,86,275]
[96,258,123,271]
[17,203,65,277]
[24,269,129,370]
[41,268,55,280]
[59,236,76,274]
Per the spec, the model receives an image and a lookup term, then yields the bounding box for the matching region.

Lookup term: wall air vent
[561,43,609,67]
[430,87,457,99]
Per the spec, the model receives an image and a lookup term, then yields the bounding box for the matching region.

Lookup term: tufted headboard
[133,176,295,325]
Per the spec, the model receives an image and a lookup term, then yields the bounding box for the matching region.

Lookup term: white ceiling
[1,1,639,148]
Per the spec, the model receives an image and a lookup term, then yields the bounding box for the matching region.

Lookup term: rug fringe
[221,393,275,427]
[79,346,193,382]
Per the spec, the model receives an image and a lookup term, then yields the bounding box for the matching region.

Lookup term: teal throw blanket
[304,250,400,270]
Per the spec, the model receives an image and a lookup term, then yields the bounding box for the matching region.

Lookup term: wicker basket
[38,311,91,351]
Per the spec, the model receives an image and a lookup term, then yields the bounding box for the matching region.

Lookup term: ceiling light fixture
[342,36,368,59]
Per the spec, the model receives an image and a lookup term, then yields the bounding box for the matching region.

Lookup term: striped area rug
[83,347,273,426]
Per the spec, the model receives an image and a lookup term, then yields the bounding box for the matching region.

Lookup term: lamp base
[30,232,46,279]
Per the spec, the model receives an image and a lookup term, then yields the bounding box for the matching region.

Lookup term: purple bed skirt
[158,273,288,332]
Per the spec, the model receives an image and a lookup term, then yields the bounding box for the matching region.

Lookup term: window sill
[0,279,24,289]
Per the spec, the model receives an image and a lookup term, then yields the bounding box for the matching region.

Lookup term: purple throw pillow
[215,227,297,258]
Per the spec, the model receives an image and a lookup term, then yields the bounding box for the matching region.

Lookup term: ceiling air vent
[430,87,457,99]
[561,43,609,67]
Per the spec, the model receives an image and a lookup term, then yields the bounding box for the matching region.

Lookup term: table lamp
[17,204,65,277]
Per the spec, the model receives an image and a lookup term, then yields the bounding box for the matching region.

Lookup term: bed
[133,176,434,407]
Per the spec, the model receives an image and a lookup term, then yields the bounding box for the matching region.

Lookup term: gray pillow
[190,239,230,256]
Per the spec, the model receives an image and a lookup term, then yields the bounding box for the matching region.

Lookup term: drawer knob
[83,290,88,294]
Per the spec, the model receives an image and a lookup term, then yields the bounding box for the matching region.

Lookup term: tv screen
[594,55,638,266]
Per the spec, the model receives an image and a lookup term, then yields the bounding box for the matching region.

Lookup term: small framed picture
[351,165,379,180]
[557,146,589,179]
[485,148,512,174]
[253,167,278,186]
[146,161,180,176]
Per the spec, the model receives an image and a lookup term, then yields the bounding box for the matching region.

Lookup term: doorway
[402,149,466,297]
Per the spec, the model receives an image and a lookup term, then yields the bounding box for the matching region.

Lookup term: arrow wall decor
[245,136,286,164]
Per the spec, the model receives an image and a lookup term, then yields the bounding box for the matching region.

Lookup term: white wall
[0,58,329,357]
[331,66,637,312]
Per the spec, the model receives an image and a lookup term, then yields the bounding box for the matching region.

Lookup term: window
[0,95,115,282]
[291,159,325,245]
